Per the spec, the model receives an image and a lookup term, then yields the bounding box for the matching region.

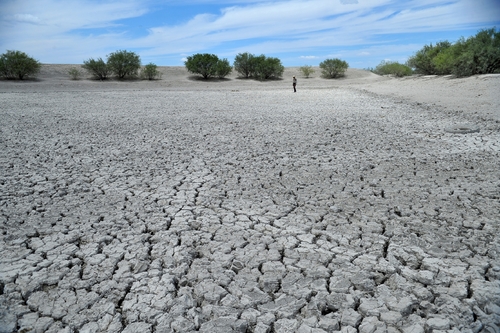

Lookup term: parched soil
[0,66,499,333]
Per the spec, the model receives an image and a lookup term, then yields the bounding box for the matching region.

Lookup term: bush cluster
[107,50,141,79]
[252,55,284,80]
[372,61,413,77]
[407,27,500,77]
[82,58,110,80]
[184,53,232,79]
[319,58,349,78]
[233,53,284,80]
[0,50,41,80]
[82,50,141,80]
[184,52,285,80]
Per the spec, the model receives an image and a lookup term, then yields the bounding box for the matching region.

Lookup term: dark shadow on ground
[187,75,232,82]
[234,76,284,81]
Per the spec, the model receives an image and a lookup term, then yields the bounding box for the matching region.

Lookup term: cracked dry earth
[0,87,499,333]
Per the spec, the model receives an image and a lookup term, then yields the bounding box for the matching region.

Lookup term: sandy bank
[1,65,498,122]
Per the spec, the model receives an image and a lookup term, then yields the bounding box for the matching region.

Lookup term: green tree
[185,53,220,79]
[215,58,232,78]
[141,63,162,80]
[251,55,284,80]
[373,61,412,77]
[107,50,141,79]
[431,46,457,75]
[407,41,452,75]
[452,28,500,77]
[234,52,255,78]
[319,58,348,78]
[406,27,500,77]
[299,65,315,78]
[0,50,41,80]
[82,58,109,80]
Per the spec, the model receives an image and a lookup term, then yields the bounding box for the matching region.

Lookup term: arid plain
[0,65,499,332]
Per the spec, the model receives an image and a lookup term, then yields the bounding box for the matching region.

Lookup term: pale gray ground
[0,67,499,333]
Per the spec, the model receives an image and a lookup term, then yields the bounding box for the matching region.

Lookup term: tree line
[371,27,499,77]
[0,50,161,81]
[0,49,349,81]
[1,27,497,80]
[185,52,349,80]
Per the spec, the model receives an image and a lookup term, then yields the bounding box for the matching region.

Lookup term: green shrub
[319,58,348,78]
[299,65,315,78]
[107,50,141,79]
[141,63,162,80]
[452,28,500,77]
[185,53,220,79]
[233,53,284,80]
[68,67,82,80]
[234,52,255,78]
[0,50,41,80]
[407,28,500,77]
[215,58,232,78]
[251,55,284,80]
[407,41,452,75]
[431,47,457,75]
[373,61,413,77]
[82,58,109,80]
[184,54,232,79]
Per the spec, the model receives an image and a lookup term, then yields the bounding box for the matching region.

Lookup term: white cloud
[2,0,147,30]
[0,0,499,65]
[140,0,500,56]
[13,14,40,24]
[0,0,148,62]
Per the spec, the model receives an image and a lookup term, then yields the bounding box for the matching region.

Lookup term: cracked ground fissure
[0,88,499,333]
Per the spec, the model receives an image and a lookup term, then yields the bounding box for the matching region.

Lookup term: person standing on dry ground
[293,76,297,92]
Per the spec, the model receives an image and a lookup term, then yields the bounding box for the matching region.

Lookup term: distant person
[292,76,297,92]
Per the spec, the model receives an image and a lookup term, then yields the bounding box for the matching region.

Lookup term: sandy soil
[1,65,498,122]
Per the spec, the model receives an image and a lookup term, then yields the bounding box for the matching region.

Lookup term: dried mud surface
[0,66,499,333]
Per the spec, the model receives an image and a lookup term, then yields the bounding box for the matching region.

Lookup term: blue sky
[1,0,499,68]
